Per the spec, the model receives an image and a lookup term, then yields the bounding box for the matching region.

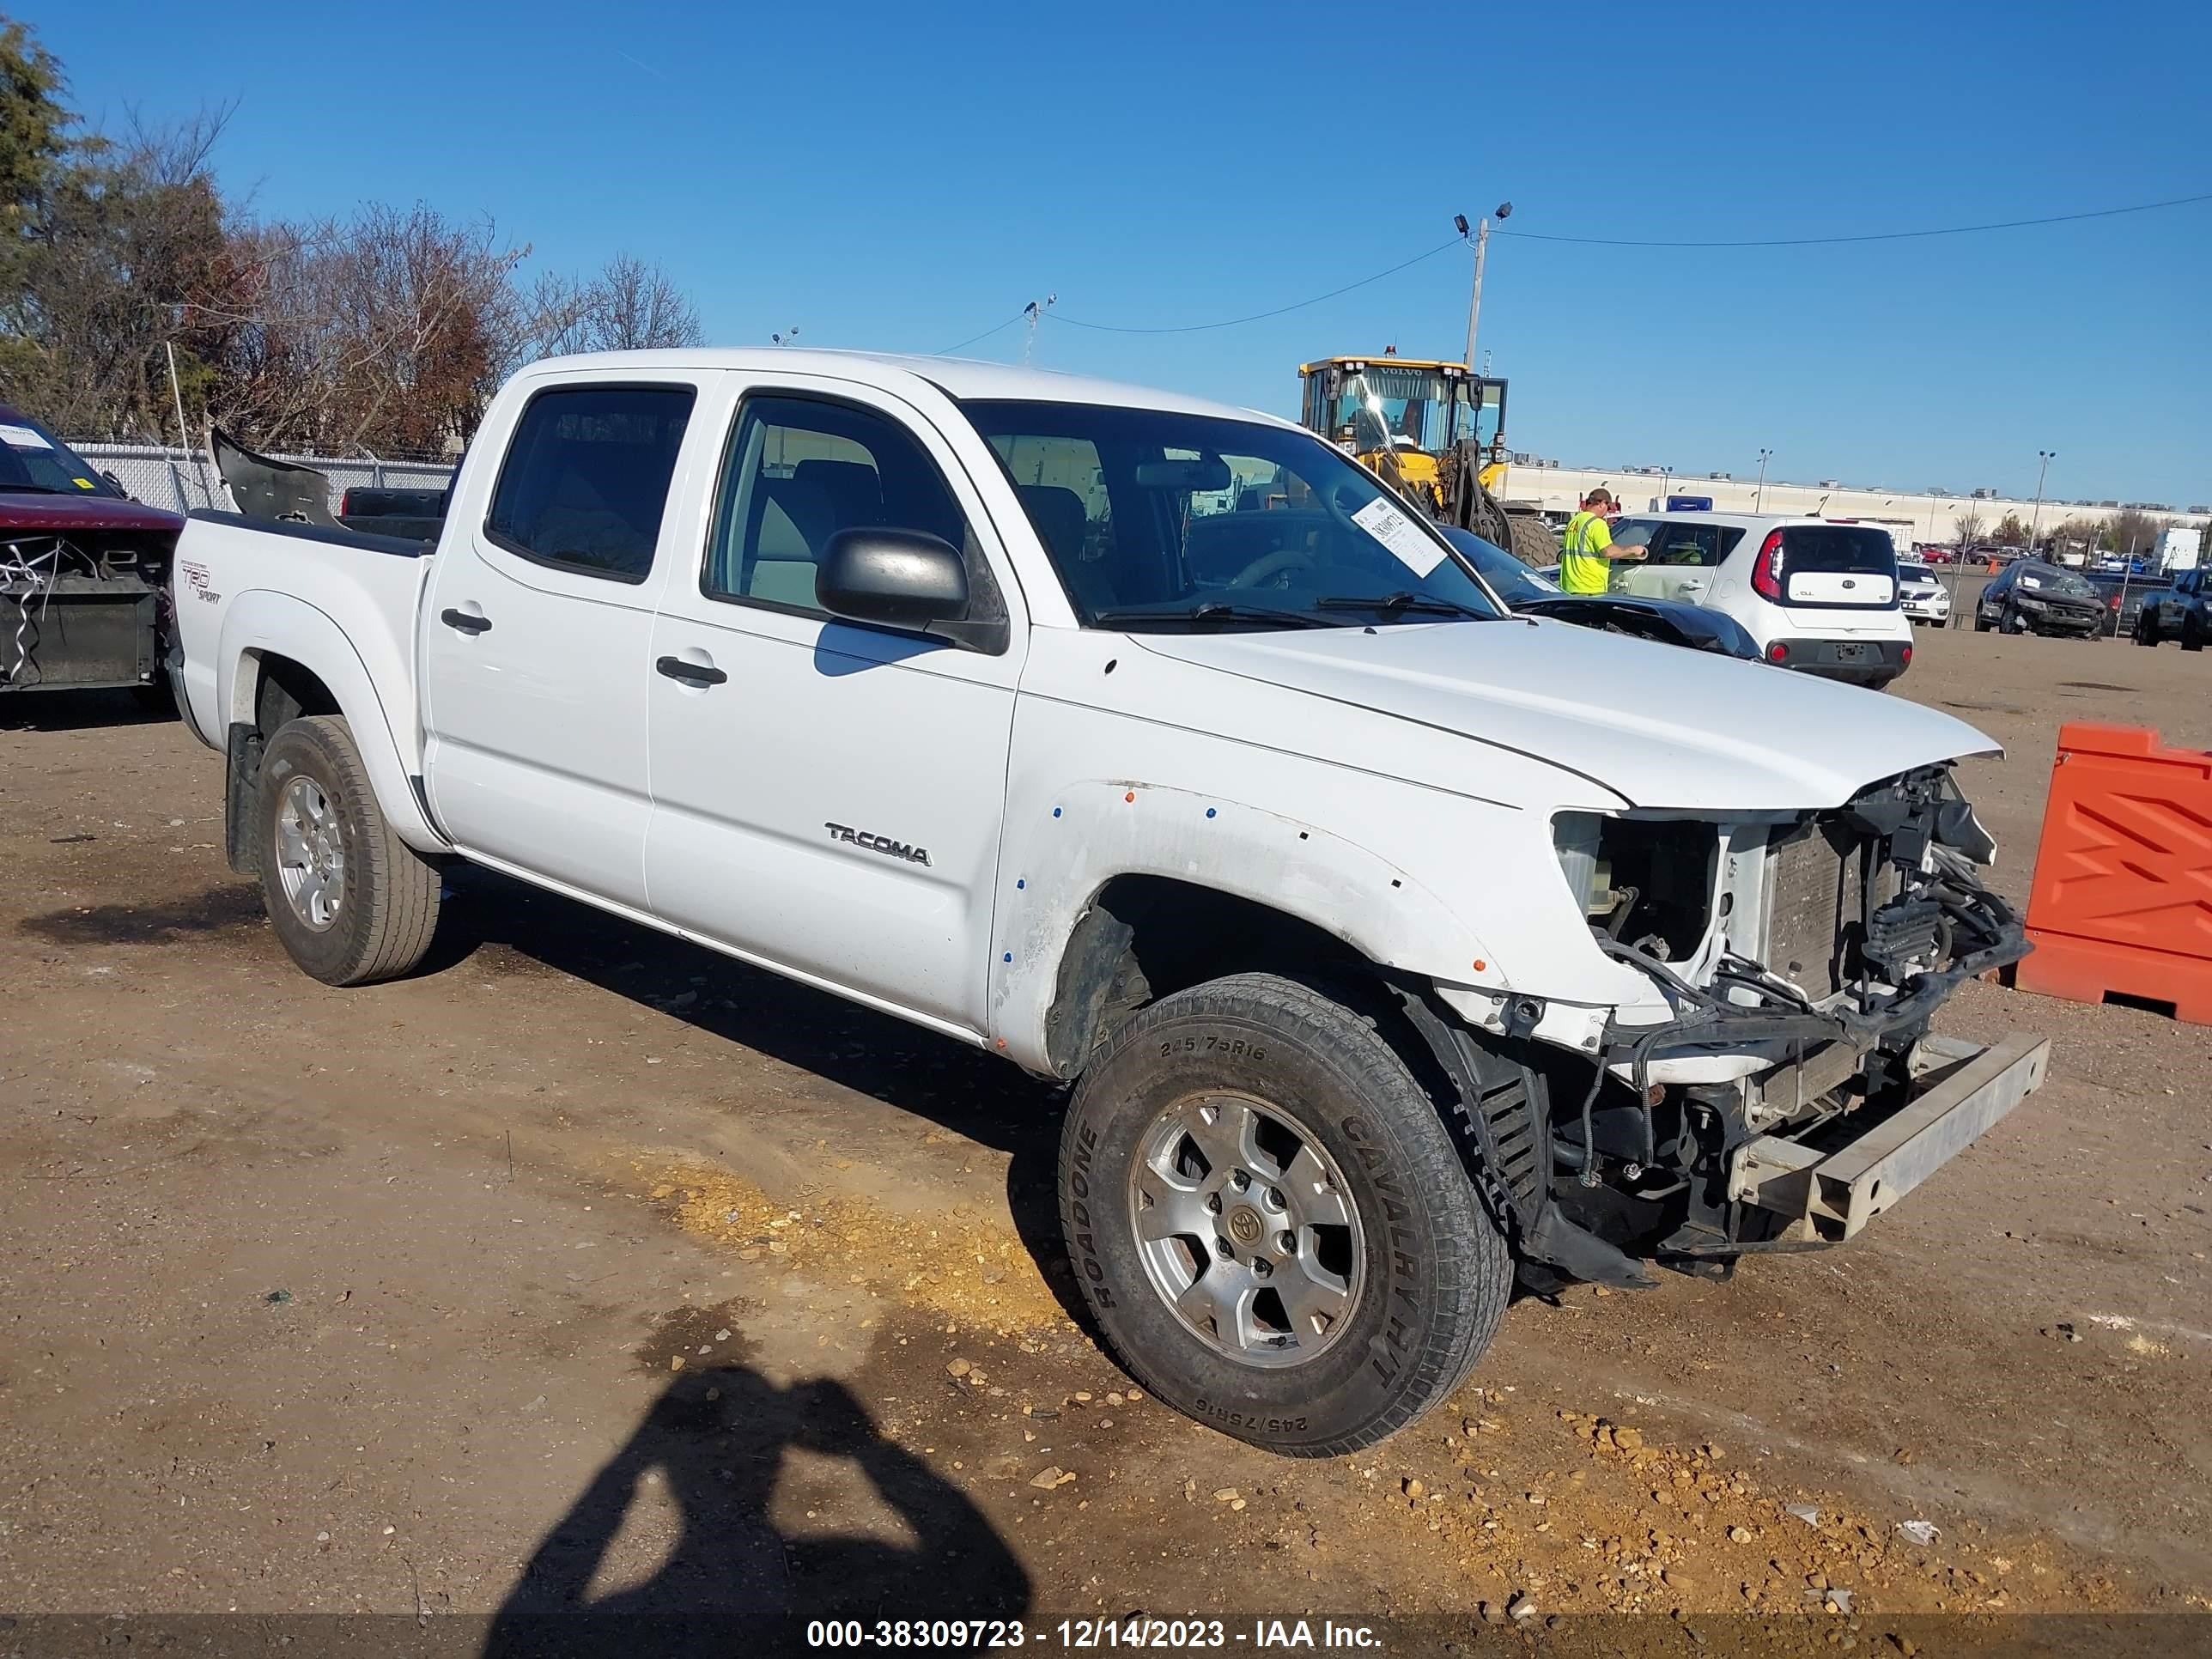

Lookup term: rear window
[485,384,696,583]
[1780,526,1897,575]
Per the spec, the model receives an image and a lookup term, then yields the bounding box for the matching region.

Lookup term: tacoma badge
[824,821,930,866]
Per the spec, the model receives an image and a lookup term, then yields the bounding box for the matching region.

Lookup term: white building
[1500,460,2207,550]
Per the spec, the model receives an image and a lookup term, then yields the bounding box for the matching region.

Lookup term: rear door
[420,373,712,910]
[1620,520,1739,606]
[1774,526,1899,611]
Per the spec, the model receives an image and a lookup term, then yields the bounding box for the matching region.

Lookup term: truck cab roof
[519,348,1291,427]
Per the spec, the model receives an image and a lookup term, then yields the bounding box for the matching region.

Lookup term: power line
[1043,236,1465,336]
[1492,190,2212,249]
[935,312,1028,355]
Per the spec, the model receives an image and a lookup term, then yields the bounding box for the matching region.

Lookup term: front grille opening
[1765,817,1899,997]
[1594,820,1718,961]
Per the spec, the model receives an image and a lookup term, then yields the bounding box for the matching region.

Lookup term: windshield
[0,412,118,496]
[2020,565,2096,600]
[1308,364,1498,457]
[963,400,1506,629]
[1437,526,1559,606]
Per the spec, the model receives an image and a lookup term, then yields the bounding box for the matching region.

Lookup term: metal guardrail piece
[1733,1031,2051,1241]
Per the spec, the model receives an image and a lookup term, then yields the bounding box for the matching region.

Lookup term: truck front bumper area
[1728,1032,2049,1243]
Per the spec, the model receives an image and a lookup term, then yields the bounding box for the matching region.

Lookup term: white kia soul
[1607,513,1913,688]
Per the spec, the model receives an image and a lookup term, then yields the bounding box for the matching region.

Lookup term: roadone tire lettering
[1343,1113,1421,1388]
[1158,1034,1266,1060]
[1194,1396,1308,1433]
[1068,1119,1115,1307]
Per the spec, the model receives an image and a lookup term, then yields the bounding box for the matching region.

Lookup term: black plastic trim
[186,508,431,559]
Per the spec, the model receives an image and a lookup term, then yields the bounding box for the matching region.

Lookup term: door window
[484,384,696,583]
[704,394,976,617]
[1645,522,1741,568]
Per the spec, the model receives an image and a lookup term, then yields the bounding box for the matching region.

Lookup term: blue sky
[38,0,2212,502]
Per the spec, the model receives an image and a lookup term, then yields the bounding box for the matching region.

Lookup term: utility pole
[2029,449,2056,548]
[1456,204,1511,369]
[1754,447,1773,512]
[1022,295,1055,366]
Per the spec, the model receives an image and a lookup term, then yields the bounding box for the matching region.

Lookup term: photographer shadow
[486,1364,1030,1656]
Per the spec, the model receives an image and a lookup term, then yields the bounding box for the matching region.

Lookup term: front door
[642,375,1025,1035]
[420,374,708,909]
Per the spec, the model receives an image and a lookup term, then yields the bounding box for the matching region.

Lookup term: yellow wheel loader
[1297,356,1558,566]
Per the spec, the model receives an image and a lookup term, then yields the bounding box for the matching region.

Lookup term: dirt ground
[3,623,2209,1650]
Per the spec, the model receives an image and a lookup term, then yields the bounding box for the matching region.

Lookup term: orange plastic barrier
[2014,723,2212,1024]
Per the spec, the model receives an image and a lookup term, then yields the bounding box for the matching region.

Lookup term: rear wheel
[2135,610,2159,647]
[257,715,441,986]
[1058,974,1509,1456]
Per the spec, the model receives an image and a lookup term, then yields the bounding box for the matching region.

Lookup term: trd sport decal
[824,822,931,866]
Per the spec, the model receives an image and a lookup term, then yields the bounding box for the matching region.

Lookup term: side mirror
[816,528,969,629]
[100,469,131,499]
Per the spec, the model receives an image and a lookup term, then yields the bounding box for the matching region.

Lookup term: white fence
[72,441,453,518]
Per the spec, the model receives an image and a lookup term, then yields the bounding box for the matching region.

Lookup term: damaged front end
[1413,767,2041,1289]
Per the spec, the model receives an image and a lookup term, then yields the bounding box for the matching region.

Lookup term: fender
[216,589,448,854]
[988,778,1506,1074]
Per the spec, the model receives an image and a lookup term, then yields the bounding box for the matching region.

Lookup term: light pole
[2029,449,2055,549]
[1658,465,1673,509]
[1455,203,1511,370]
[1754,447,1773,512]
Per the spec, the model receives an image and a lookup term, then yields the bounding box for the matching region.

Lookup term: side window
[705,395,974,616]
[485,384,695,583]
[1650,524,1742,567]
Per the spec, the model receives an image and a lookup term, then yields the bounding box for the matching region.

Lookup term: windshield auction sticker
[0,422,53,449]
[1351,496,1445,577]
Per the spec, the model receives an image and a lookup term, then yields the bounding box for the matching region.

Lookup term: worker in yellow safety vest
[1559,489,1644,594]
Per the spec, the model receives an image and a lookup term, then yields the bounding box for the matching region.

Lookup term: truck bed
[171,509,438,762]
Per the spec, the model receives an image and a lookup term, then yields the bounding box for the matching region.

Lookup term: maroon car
[0,404,184,696]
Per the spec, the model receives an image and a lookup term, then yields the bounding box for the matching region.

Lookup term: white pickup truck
[170,349,2045,1455]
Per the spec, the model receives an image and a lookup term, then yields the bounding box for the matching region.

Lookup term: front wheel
[2135,611,2159,647]
[1999,604,2026,635]
[257,714,442,986]
[1058,974,1510,1456]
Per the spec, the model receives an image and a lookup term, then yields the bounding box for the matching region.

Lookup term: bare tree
[1952,509,1984,550]
[542,255,704,356]
[207,204,528,453]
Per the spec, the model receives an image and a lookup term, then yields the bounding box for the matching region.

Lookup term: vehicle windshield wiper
[1090,604,1346,631]
[1314,591,1494,620]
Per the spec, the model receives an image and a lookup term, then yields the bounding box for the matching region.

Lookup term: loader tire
[257,714,441,987]
[1507,512,1559,568]
[1059,973,1510,1456]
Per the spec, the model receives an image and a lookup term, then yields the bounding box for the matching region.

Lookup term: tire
[1058,973,1510,1456]
[2185,616,2205,653]
[257,714,441,986]
[2136,611,2159,647]
[1999,605,2025,635]
[1972,613,1992,633]
[1506,511,1559,568]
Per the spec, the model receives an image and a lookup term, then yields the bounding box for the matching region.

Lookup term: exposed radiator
[1764,819,1895,999]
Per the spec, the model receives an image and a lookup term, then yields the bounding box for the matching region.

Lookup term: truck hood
[1133,617,1998,811]
[0,490,184,535]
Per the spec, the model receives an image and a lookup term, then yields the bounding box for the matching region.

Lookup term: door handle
[656,654,727,687]
[1674,580,1707,597]
[441,607,491,635]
